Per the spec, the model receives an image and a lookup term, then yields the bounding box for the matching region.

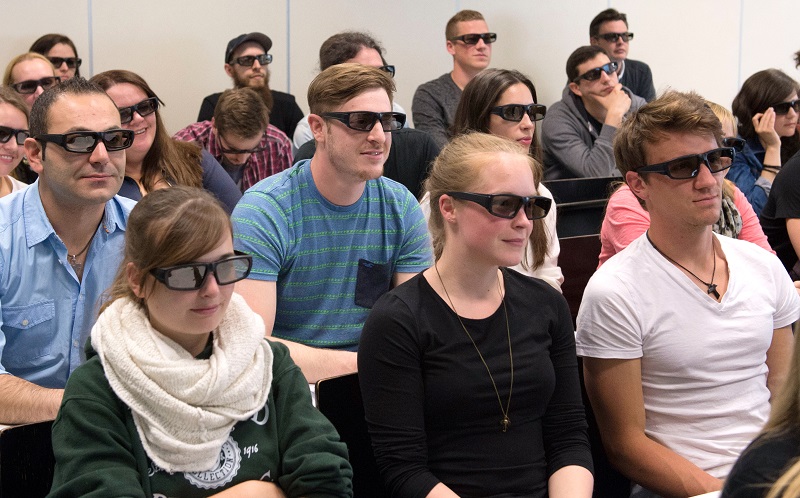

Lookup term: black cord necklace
[646,231,720,300]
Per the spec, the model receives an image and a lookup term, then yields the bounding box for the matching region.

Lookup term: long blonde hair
[424,132,547,269]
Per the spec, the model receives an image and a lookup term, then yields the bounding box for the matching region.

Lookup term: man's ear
[589,36,599,46]
[446,40,456,57]
[126,262,146,299]
[24,137,45,174]
[568,81,582,98]
[224,63,234,79]
[309,114,326,144]
[626,170,648,201]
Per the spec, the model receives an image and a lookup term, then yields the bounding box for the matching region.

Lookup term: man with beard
[175,88,292,192]
[232,64,432,383]
[0,77,134,424]
[197,32,304,139]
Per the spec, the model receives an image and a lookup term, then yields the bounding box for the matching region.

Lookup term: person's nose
[366,119,387,144]
[694,160,719,188]
[88,141,110,166]
[200,271,221,296]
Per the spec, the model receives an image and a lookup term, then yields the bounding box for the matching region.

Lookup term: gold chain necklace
[435,263,514,432]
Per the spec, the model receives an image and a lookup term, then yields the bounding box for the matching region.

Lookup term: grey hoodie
[541,85,645,180]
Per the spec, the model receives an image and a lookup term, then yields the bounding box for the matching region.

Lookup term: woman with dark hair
[48,186,353,497]
[727,69,800,216]
[29,33,82,80]
[0,87,29,196]
[90,70,240,212]
[359,133,593,498]
[420,68,562,290]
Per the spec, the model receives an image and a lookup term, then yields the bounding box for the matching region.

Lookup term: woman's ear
[126,262,146,299]
[439,193,456,223]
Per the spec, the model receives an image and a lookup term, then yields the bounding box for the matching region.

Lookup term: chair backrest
[544,177,618,238]
[0,421,55,498]
[558,234,602,327]
[316,373,388,498]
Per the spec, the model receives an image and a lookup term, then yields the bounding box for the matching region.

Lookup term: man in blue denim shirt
[0,78,134,424]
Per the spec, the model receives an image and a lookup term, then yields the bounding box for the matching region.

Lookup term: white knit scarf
[91,293,272,473]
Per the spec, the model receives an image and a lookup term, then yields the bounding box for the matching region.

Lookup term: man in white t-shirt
[576,90,799,497]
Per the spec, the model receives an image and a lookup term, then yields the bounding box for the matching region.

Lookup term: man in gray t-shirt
[411,9,494,147]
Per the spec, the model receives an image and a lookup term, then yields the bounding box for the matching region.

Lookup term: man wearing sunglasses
[412,9,494,148]
[0,77,135,425]
[197,32,304,139]
[541,45,645,179]
[292,31,437,199]
[176,88,292,193]
[292,31,410,154]
[233,64,432,384]
[589,8,656,102]
[577,91,799,497]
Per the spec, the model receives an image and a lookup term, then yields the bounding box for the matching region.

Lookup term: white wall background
[1,0,797,135]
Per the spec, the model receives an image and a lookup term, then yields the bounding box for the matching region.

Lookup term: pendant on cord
[707,284,720,300]
[501,416,510,432]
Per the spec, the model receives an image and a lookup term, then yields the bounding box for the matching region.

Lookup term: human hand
[753,108,781,150]
[209,480,287,498]
[598,84,631,124]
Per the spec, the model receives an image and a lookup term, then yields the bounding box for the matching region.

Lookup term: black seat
[558,234,602,326]
[544,177,618,238]
[316,373,388,498]
[0,421,55,498]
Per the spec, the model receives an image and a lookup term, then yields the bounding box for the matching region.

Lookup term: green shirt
[48,339,353,497]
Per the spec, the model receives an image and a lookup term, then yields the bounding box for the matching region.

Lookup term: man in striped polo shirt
[233,64,432,383]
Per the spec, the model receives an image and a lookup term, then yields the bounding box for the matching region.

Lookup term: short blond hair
[445,10,485,40]
[3,52,55,86]
[307,63,394,115]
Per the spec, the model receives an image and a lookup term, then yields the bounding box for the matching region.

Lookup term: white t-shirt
[576,233,799,480]
[419,184,564,291]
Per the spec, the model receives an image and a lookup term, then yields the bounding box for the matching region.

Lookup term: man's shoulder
[238,162,305,204]
[202,92,222,106]
[414,73,455,96]
[110,194,137,219]
[625,59,652,74]
[265,124,291,147]
[174,121,213,141]
[368,176,419,203]
[0,187,28,232]
[270,89,298,104]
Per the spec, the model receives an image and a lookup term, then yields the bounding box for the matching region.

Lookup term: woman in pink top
[599,102,773,266]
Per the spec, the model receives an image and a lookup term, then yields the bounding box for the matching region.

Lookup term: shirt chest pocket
[2,300,57,367]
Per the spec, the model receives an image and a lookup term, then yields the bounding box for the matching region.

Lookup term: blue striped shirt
[233,160,432,350]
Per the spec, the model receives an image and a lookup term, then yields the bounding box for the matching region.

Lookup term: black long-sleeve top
[358,269,593,498]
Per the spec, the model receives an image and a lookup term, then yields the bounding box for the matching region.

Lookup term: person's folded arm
[583,357,722,497]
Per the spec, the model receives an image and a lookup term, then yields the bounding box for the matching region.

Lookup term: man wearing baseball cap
[197,32,304,138]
